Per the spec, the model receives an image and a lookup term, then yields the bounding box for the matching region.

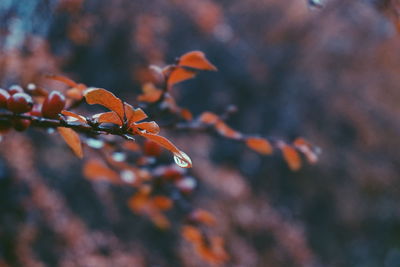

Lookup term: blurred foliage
[1,0,400,266]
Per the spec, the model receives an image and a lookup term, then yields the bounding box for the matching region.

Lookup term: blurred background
[1,0,400,266]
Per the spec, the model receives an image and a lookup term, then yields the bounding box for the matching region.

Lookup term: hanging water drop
[173,151,192,168]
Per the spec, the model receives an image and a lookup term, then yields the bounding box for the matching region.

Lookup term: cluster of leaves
[0,51,319,264]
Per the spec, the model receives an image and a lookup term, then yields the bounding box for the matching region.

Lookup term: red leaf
[179,51,217,71]
[57,127,83,158]
[84,88,124,122]
[245,137,273,155]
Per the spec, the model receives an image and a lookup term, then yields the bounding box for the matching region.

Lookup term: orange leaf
[135,121,160,134]
[128,193,149,213]
[84,88,124,121]
[293,137,318,164]
[61,110,87,124]
[143,140,162,157]
[57,127,83,158]
[137,83,163,103]
[83,160,120,183]
[92,111,122,125]
[245,137,273,155]
[280,144,302,171]
[179,51,217,71]
[152,196,173,211]
[127,107,148,125]
[189,209,216,226]
[167,67,197,88]
[180,108,193,121]
[215,121,242,140]
[46,74,78,87]
[182,225,202,244]
[198,112,219,125]
[66,88,83,100]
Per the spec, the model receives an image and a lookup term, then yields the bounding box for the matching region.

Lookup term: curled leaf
[61,110,87,124]
[57,127,83,158]
[245,137,273,155]
[93,111,122,125]
[179,51,217,71]
[135,121,160,134]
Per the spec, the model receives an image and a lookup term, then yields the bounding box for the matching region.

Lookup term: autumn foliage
[0,49,319,264]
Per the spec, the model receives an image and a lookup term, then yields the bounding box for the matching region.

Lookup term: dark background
[1,0,400,266]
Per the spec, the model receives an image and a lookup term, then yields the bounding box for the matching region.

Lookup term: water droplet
[86,138,104,149]
[121,170,136,183]
[173,151,192,168]
[47,128,55,134]
[112,152,126,162]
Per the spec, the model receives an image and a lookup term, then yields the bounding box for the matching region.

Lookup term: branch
[0,111,127,137]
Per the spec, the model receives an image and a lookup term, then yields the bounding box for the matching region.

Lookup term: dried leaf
[61,110,87,123]
[93,111,122,125]
[57,127,83,158]
[167,67,197,88]
[245,137,273,155]
[83,160,120,183]
[281,144,302,171]
[179,51,217,71]
[84,88,124,121]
